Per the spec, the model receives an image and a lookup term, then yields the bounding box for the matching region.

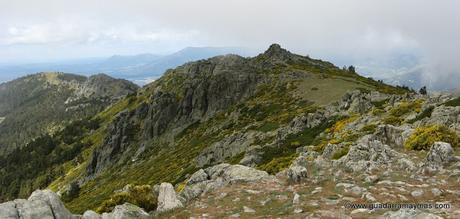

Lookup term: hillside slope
[0,72,138,155]
[1,44,407,212]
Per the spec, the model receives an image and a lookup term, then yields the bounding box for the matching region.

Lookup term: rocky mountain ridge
[2,44,459,218]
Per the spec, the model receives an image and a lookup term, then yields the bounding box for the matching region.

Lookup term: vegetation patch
[405,125,459,150]
[444,97,460,107]
[331,145,350,160]
[361,124,378,134]
[408,106,434,124]
[257,154,297,175]
[96,185,157,213]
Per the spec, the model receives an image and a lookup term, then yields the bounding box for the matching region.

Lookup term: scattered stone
[286,166,308,183]
[157,183,183,213]
[411,189,424,198]
[294,208,303,214]
[293,193,300,205]
[243,206,256,213]
[229,213,240,218]
[431,188,442,197]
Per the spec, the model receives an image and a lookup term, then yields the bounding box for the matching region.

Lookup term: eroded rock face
[101,203,149,219]
[157,183,183,213]
[333,135,414,172]
[196,132,262,167]
[421,142,458,172]
[375,125,413,148]
[0,201,19,219]
[180,164,270,202]
[0,190,75,219]
[423,105,460,132]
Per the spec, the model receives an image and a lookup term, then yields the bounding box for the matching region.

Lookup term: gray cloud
[1,0,459,88]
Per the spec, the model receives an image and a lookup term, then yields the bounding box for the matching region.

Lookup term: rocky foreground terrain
[2,88,460,218]
[1,45,460,218]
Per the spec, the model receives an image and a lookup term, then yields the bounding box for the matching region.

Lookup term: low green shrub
[408,106,434,124]
[96,185,157,213]
[445,97,460,107]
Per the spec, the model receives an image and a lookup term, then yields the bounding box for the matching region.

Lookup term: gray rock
[333,135,409,172]
[15,199,54,219]
[28,189,74,219]
[431,188,442,197]
[422,142,457,172]
[411,189,424,198]
[157,183,183,213]
[187,169,208,185]
[180,164,269,202]
[101,203,148,219]
[82,210,101,219]
[286,165,308,183]
[375,125,413,148]
[379,209,442,219]
[239,145,263,167]
[0,201,19,219]
[243,206,256,213]
[293,193,300,205]
[196,132,260,167]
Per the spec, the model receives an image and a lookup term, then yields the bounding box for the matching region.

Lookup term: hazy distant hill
[0,47,255,85]
[0,72,138,155]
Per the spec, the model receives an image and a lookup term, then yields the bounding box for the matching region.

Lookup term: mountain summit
[5,45,457,219]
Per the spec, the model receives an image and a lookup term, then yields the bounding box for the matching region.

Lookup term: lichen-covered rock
[82,210,101,219]
[187,169,208,185]
[375,125,413,148]
[157,183,183,213]
[180,164,270,202]
[196,132,261,167]
[101,203,149,219]
[286,166,308,183]
[15,199,54,219]
[423,105,460,132]
[421,142,457,172]
[333,135,413,172]
[28,189,74,219]
[0,201,19,219]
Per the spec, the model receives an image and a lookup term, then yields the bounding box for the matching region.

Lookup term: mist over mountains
[0,47,256,85]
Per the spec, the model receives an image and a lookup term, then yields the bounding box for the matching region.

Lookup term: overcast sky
[1,0,459,87]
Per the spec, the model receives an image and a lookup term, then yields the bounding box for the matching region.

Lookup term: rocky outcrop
[100,203,149,219]
[0,190,75,219]
[375,125,413,148]
[339,90,373,114]
[180,164,270,202]
[334,135,415,172]
[423,105,460,133]
[157,183,183,213]
[196,132,262,167]
[86,110,138,176]
[421,142,458,172]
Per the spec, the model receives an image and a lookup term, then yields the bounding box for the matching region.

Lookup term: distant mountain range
[0,47,257,85]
